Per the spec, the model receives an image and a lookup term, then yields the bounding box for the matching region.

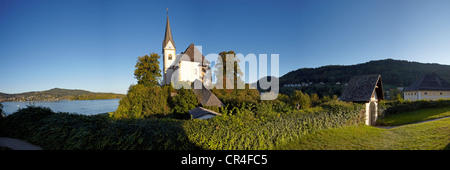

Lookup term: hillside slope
[280,59,450,88]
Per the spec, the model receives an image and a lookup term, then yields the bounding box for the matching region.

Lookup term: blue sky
[1,0,450,94]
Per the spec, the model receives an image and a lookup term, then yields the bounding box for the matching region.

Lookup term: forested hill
[0,88,125,102]
[280,59,450,88]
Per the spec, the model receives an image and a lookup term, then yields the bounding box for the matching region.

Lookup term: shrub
[0,102,5,121]
[310,93,321,106]
[171,87,199,115]
[290,90,311,110]
[111,84,170,119]
[381,99,450,115]
[394,93,404,102]
[183,102,364,150]
[0,106,55,139]
[211,88,260,108]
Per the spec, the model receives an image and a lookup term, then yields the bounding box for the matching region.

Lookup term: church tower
[162,9,176,85]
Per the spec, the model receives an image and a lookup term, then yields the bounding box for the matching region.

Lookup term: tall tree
[291,90,311,110]
[134,53,162,86]
[171,87,199,115]
[214,51,244,89]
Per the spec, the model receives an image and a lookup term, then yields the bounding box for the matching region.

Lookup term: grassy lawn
[276,117,450,150]
[377,106,450,126]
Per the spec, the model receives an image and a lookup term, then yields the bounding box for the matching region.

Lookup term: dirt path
[0,137,42,150]
[375,116,450,129]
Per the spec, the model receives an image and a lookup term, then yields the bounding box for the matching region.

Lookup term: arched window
[168,54,172,60]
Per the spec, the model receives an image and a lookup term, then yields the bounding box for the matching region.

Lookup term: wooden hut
[340,74,384,126]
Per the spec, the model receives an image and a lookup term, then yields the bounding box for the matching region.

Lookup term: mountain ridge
[280,58,450,88]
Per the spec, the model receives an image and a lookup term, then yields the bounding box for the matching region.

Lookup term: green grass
[377,106,450,126]
[276,117,450,150]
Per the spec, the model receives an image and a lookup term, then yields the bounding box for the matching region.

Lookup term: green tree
[394,93,404,102]
[310,93,321,106]
[171,87,198,115]
[214,51,244,89]
[291,90,311,110]
[134,53,162,86]
[111,84,170,119]
[389,89,403,101]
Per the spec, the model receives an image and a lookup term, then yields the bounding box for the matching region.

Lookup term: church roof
[340,74,384,102]
[404,73,450,91]
[180,43,210,65]
[162,15,175,51]
[169,43,210,69]
[191,80,224,107]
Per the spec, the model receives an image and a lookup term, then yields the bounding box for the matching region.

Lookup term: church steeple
[162,8,176,85]
[162,8,175,51]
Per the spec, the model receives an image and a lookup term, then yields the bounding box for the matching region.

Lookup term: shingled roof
[180,43,210,66]
[404,73,450,91]
[340,74,384,102]
[162,14,175,50]
[169,43,210,70]
[191,80,224,107]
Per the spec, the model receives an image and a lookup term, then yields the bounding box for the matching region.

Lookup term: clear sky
[1,0,450,94]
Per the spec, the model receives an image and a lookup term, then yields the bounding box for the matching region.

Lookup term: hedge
[0,102,364,150]
[380,99,450,116]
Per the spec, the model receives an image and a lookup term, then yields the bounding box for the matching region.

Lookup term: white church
[162,12,212,86]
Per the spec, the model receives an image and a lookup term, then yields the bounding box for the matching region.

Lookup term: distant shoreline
[1,98,123,102]
[0,88,125,102]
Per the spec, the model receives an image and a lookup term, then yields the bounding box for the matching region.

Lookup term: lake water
[2,99,120,115]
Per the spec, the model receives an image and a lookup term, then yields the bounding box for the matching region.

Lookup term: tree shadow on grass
[0,106,203,150]
[80,117,204,150]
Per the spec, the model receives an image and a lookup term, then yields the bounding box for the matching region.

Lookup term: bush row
[380,99,450,115]
[0,101,364,150]
[184,101,364,150]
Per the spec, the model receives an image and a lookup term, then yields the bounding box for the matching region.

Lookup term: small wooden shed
[340,74,384,126]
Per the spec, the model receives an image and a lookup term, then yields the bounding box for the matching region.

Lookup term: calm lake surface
[2,99,120,115]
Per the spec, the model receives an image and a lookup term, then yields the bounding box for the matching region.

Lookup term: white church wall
[178,61,201,83]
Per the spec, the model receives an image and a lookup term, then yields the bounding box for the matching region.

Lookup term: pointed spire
[163,8,175,50]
